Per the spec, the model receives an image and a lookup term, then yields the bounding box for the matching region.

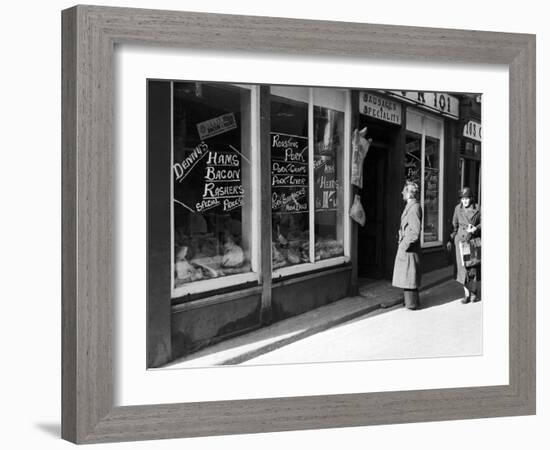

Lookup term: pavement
[165,266,456,368]
[242,279,481,365]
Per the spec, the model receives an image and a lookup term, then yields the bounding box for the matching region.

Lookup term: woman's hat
[459,187,473,198]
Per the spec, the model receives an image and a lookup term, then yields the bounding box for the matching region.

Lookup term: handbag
[459,236,481,268]
[457,211,481,268]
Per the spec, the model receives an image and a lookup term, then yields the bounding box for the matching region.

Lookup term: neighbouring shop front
[147,81,480,366]
[458,95,482,205]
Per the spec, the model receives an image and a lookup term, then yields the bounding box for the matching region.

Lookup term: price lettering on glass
[200,151,243,212]
[272,188,308,213]
[173,145,245,213]
[272,162,308,174]
[315,158,338,210]
[270,133,309,213]
[272,175,307,186]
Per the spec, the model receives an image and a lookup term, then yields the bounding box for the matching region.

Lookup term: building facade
[147,81,481,366]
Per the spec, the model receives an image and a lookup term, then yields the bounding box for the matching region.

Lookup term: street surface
[242,279,482,365]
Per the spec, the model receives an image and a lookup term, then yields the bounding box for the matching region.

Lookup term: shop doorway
[357,144,387,279]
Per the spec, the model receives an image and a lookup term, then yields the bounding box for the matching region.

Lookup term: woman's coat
[392,200,423,289]
[451,203,481,285]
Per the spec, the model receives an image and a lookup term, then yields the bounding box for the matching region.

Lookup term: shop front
[356,90,465,280]
[148,81,355,364]
[459,95,482,205]
[147,81,477,366]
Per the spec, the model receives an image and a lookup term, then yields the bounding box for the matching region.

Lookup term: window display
[169,82,351,294]
[404,133,422,186]
[313,105,345,261]
[423,136,440,243]
[270,93,310,269]
[405,110,444,246]
[270,87,349,272]
[172,82,254,292]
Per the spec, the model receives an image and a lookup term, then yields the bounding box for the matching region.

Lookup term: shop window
[270,89,310,270]
[423,136,441,244]
[169,82,350,295]
[405,110,444,247]
[405,133,422,186]
[270,86,350,277]
[171,82,257,296]
[313,104,345,261]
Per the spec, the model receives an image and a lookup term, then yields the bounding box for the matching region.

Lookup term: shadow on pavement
[166,295,377,367]
[417,280,463,310]
[166,267,457,367]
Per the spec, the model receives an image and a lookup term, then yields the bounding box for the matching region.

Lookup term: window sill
[272,256,350,280]
[171,272,260,303]
[172,283,263,312]
[171,257,352,305]
[272,258,352,286]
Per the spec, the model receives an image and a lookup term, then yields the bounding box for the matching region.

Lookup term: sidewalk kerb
[222,271,453,364]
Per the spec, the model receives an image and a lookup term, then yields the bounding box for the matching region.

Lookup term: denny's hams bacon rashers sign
[173,143,245,213]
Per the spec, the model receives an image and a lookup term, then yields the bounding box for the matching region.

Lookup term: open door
[357,144,387,279]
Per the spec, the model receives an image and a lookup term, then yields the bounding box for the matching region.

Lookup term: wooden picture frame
[62,5,536,444]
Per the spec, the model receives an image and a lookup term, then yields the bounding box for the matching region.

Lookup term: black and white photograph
[1,0,544,447]
[147,82,483,369]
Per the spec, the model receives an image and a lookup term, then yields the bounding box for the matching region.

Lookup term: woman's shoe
[471,294,481,302]
[461,296,471,304]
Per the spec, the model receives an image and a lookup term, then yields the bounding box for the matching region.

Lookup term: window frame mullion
[308,88,315,264]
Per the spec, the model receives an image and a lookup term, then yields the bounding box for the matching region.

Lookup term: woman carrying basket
[447,187,481,303]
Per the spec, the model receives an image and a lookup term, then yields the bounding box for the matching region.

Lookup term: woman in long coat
[447,187,481,303]
[392,181,423,310]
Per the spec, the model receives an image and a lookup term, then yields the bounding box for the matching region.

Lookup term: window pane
[423,136,440,243]
[172,82,253,289]
[405,133,422,185]
[406,110,423,135]
[474,143,481,157]
[313,105,345,261]
[270,93,310,269]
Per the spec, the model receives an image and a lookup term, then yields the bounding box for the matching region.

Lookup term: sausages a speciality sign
[173,141,244,213]
[270,133,309,213]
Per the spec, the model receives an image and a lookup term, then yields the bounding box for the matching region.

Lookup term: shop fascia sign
[463,120,482,142]
[386,91,459,120]
[359,91,402,125]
